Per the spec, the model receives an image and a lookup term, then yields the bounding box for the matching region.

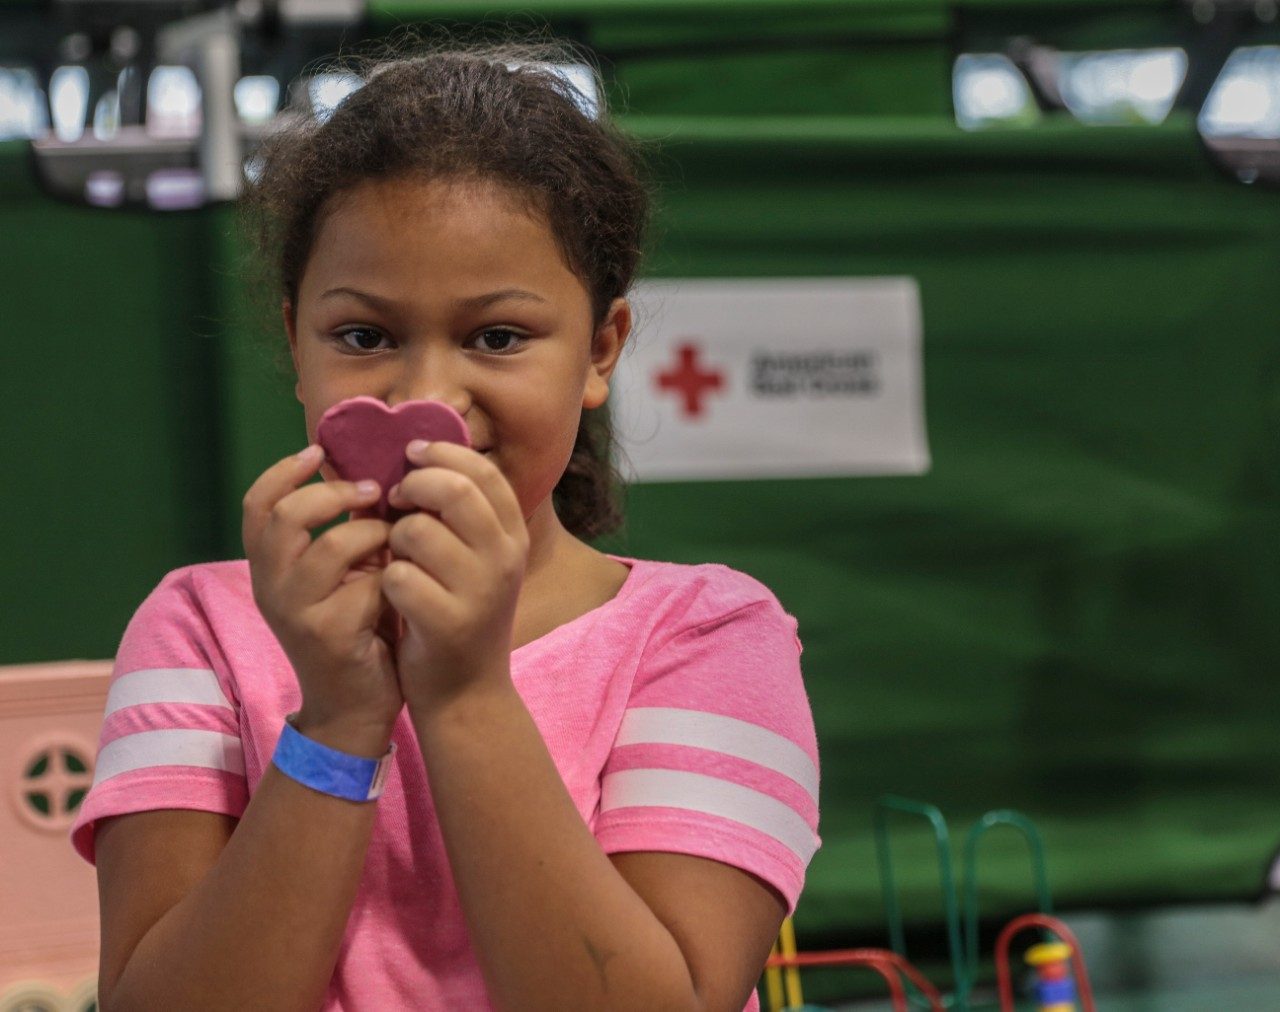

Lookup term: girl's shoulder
[608,555,797,642]
[124,560,260,650]
[115,559,288,711]
[147,559,254,606]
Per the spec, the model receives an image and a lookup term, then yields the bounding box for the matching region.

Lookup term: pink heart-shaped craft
[316,396,471,520]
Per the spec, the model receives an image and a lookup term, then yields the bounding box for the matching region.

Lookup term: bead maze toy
[762,795,1095,1011]
[764,916,945,1012]
[995,915,1095,1012]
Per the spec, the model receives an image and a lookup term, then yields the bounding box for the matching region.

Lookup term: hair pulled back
[240,33,650,539]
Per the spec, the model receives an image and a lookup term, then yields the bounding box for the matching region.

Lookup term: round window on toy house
[13,739,94,832]
[69,979,98,1012]
[0,985,61,1012]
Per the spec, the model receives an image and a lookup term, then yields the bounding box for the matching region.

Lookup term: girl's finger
[268,479,382,534]
[391,467,502,552]
[382,557,452,624]
[257,479,383,572]
[387,512,469,591]
[405,441,525,537]
[284,518,393,602]
[242,445,325,555]
[311,568,388,639]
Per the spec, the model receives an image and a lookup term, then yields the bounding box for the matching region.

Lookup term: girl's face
[285,176,629,535]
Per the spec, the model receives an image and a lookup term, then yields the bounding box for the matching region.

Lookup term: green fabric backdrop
[0,148,226,662]
[601,114,1280,939]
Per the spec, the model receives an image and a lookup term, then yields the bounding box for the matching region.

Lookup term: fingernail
[406,439,430,457]
[296,444,323,463]
[356,480,379,496]
[388,483,401,501]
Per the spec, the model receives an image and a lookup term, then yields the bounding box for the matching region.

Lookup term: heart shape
[316,396,471,520]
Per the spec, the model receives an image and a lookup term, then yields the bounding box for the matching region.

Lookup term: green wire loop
[874,799,1054,1011]
[873,794,970,1010]
[961,809,1053,985]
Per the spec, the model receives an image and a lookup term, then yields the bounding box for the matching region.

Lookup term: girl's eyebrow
[457,288,548,311]
[319,286,395,309]
[319,286,547,311]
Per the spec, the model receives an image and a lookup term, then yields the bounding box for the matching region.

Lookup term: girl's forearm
[104,724,386,1012]
[411,682,703,1012]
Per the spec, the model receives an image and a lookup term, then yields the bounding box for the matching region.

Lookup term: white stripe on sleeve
[615,708,819,805]
[104,667,234,717]
[601,768,818,864]
[93,729,245,785]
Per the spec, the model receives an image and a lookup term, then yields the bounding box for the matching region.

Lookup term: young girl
[71,40,820,1011]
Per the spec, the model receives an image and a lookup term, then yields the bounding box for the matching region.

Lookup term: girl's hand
[242,445,402,751]
[382,440,529,712]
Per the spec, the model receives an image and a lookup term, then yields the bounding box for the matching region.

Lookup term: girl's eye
[337,328,391,352]
[470,328,525,354]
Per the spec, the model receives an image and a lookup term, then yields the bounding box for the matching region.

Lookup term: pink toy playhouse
[0,661,110,1012]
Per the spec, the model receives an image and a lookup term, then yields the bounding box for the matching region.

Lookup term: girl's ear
[283,299,304,402]
[583,297,632,410]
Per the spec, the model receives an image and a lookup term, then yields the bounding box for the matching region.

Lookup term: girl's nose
[387,350,471,417]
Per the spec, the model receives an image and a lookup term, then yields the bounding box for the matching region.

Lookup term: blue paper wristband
[272,715,395,802]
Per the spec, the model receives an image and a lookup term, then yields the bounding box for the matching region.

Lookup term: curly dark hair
[239,33,651,539]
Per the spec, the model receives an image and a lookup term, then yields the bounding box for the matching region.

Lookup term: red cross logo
[654,341,725,419]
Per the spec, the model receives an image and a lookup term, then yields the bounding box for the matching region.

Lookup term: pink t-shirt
[72,556,820,1009]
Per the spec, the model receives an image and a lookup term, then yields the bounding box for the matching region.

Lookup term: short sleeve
[70,569,249,864]
[595,584,820,914]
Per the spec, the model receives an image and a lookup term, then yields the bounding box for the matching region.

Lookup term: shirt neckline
[510,554,646,661]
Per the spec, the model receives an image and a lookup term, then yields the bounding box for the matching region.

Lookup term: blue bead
[1036,979,1077,1003]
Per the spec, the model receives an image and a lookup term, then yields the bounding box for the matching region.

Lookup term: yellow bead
[1025,941,1073,966]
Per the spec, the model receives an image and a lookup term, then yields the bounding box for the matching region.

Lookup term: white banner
[611,277,930,482]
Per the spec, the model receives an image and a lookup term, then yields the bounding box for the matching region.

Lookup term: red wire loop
[765,948,945,1012]
[993,913,1096,1012]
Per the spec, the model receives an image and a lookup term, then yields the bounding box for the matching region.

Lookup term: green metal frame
[873,795,970,1009]
[874,796,1055,1011]
[961,809,1053,986]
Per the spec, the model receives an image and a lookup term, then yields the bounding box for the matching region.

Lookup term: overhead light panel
[555,63,600,120]
[50,65,90,143]
[505,62,600,119]
[147,65,202,139]
[93,90,121,140]
[307,72,362,124]
[548,63,601,120]
[953,54,1039,130]
[1199,46,1280,138]
[0,67,48,141]
[234,75,280,125]
[243,152,265,185]
[1058,49,1187,125]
